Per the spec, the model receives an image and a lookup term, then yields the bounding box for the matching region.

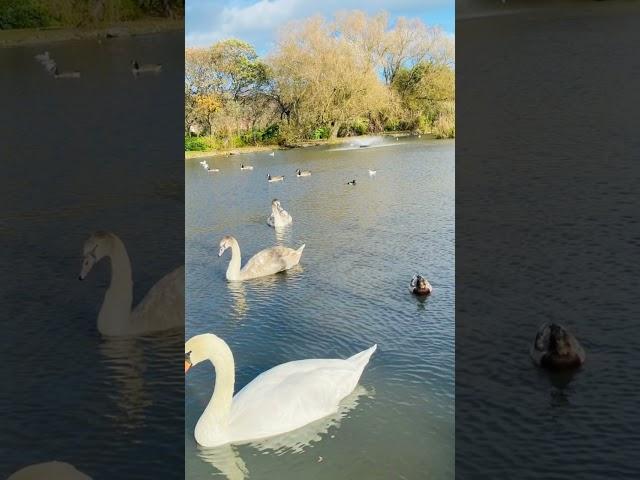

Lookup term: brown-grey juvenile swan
[79,231,184,336]
[267,199,293,228]
[185,333,376,447]
[218,235,304,281]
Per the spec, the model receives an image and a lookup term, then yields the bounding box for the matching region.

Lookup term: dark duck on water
[410,274,432,296]
[530,323,585,370]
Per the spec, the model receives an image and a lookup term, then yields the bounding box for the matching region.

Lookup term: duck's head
[79,231,114,280]
[267,174,271,179]
[547,324,573,356]
[413,275,432,295]
[218,235,234,257]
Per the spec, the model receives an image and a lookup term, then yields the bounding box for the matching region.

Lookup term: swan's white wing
[130,265,184,332]
[228,359,363,443]
[241,247,299,278]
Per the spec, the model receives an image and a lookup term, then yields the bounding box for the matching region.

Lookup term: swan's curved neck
[225,238,242,281]
[97,236,133,335]
[196,337,236,435]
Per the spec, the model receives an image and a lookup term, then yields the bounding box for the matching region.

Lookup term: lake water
[185,137,455,479]
[456,4,640,478]
[0,32,184,478]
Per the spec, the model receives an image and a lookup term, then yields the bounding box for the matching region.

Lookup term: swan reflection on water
[196,385,371,480]
[226,264,304,321]
[99,328,182,428]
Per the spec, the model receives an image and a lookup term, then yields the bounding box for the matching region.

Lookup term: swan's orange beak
[184,360,191,373]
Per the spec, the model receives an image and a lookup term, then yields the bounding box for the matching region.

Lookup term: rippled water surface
[186,137,454,479]
[1,32,184,478]
[456,4,640,479]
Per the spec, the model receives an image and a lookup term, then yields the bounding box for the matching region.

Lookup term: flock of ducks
[199,154,376,187]
[34,51,162,79]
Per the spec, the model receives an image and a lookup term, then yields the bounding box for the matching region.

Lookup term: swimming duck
[131,60,162,74]
[240,164,254,171]
[410,274,432,296]
[218,235,304,281]
[267,199,293,227]
[530,323,585,370]
[296,169,311,177]
[268,174,284,182]
[347,180,356,185]
[207,168,220,173]
[53,67,81,79]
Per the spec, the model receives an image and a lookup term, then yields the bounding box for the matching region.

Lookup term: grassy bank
[184,132,425,159]
[0,17,182,47]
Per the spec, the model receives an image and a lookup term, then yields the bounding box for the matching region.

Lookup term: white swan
[218,235,304,281]
[368,170,377,176]
[53,67,80,79]
[79,231,184,336]
[269,152,275,156]
[131,60,162,74]
[8,461,91,480]
[296,169,311,177]
[267,174,284,182]
[185,333,376,447]
[240,164,254,171]
[267,199,293,228]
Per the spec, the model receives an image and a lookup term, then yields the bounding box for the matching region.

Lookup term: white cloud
[186,0,453,48]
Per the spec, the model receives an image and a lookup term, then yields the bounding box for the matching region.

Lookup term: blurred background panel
[0,2,185,478]
[456,1,640,478]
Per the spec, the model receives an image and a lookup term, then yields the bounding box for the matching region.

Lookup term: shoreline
[0,18,183,48]
[184,132,432,159]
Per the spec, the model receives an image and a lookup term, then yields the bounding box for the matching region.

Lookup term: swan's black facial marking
[185,351,192,363]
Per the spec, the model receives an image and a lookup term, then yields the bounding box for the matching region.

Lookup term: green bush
[311,126,330,140]
[185,136,218,151]
[350,118,369,136]
[0,0,51,29]
[261,123,279,142]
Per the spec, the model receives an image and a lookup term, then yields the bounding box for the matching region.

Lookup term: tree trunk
[330,121,342,139]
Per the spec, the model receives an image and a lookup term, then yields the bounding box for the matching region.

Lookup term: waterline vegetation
[184,10,455,154]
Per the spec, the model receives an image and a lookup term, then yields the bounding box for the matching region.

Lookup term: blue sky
[186,0,454,53]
